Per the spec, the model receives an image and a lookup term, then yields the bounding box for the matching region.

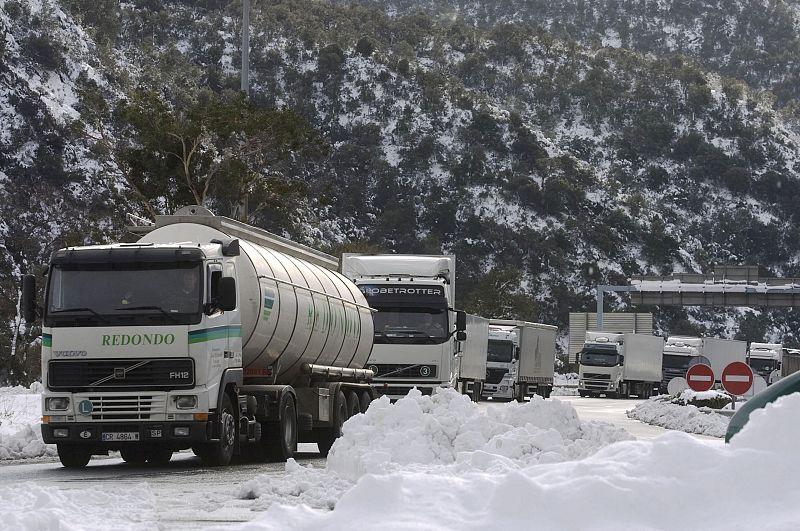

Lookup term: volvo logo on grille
[114,368,126,379]
[89,360,151,387]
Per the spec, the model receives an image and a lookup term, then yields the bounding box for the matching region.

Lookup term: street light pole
[241,0,250,94]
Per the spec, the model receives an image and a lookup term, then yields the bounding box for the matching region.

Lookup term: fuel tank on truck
[138,206,374,383]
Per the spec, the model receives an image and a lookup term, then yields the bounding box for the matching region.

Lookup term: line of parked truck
[21,207,557,469]
[577,332,785,398]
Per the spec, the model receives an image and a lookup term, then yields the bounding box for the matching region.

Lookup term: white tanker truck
[22,206,375,468]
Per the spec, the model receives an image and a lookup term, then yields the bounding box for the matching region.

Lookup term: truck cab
[661,336,703,391]
[482,325,518,400]
[577,332,625,397]
[747,342,782,385]
[341,254,464,400]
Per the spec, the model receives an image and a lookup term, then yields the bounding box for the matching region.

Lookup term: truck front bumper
[42,421,211,447]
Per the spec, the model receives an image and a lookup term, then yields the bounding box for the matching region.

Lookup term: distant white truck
[455,314,490,401]
[482,320,557,401]
[703,338,747,383]
[747,342,783,385]
[660,336,704,392]
[341,254,469,400]
[578,332,663,398]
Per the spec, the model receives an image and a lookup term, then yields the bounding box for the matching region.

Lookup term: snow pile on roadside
[0,483,158,530]
[626,397,729,438]
[0,383,55,460]
[676,389,729,402]
[239,389,631,510]
[327,388,632,481]
[551,386,579,396]
[238,393,800,530]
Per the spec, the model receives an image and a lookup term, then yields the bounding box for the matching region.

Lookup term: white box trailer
[623,334,664,383]
[703,338,747,383]
[456,314,490,400]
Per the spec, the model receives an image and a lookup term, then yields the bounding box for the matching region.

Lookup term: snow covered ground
[239,391,800,530]
[0,383,55,460]
[1,387,798,530]
[627,397,730,438]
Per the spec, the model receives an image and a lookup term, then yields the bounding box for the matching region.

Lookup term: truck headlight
[174,395,197,409]
[47,397,70,411]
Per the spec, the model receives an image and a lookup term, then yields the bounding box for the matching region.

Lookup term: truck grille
[86,395,166,421]
[48,358,194,391]
[369,364,437,379]
[582,373,611,380]
[485,368,508,384]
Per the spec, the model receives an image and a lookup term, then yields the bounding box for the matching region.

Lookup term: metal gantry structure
[596,266,800,330]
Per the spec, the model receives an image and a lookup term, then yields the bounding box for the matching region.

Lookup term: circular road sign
[667,376,688,396]
[722,362,754,396]
[686,363,715,392]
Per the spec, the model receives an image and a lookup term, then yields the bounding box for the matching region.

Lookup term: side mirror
[514,347,520,361]
[456,331,466,341]
[217,277,237,311]
[456,310,466,332]
[22,274,38,323]
[575,352,581,364]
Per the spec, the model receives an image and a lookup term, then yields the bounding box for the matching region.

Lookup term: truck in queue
[660,336,703,392]
[341,254,468,400]
[747,342,783,385]
[578,332,663,398]
[22,206,376,468]
[482,320,557,401]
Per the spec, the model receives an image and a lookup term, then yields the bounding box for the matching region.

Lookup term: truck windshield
[45,263,202,327]
[488,340,514,363]
[662,354,692,370]
[580,350,620,367]
[748,357,777,376]
[372,308,449,344]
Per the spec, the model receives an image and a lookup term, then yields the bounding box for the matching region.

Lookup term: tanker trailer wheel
[263,393,297,462]
[316,390,347,457]
[57,445,92,469]
[359,390,372,413]
[197,394,236,466]
[346,391,361,418]
[120,447,148,465]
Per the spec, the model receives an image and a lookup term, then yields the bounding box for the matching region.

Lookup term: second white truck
[341,254,468,400]
[578,332,663,398]
[482,320,557,401]
[747,342,783,385]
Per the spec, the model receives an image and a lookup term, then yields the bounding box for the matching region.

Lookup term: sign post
[685,363,715,392]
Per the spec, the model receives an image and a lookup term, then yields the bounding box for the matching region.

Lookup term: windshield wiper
[50,307,110,323]
[115,305,180,323]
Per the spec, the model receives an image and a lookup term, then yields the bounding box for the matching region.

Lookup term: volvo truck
[660,336,703,392]
[482,320,557,401]
[23,206,375,468]
[747,342,782,385]
[341,254,467,400]
[578,332,663,398]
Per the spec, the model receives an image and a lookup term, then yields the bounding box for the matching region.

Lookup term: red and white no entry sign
[721,362,754,396]
[685,363,715,392]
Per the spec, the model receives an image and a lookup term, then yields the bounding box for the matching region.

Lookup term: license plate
[102,432,140,442]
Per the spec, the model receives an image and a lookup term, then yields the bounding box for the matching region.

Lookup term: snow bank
[0,383,55,460]
[239,388,631,510]
[239,393,800,530]
[626,397,729,438]
[0,483,157,530]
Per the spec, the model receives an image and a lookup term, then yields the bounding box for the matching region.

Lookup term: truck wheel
[263,393,297,462]
[120,447,148,465]
[515,383,527,403]
[346,391,361,418]
[578,390,588,397]
[316,390,347,457]
[146,448,173,465]
[359,390,371,413]
[198,393,236,467]
[57,445,91,469]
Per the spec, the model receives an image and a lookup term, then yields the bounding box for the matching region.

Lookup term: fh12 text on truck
[23,206,378,468]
